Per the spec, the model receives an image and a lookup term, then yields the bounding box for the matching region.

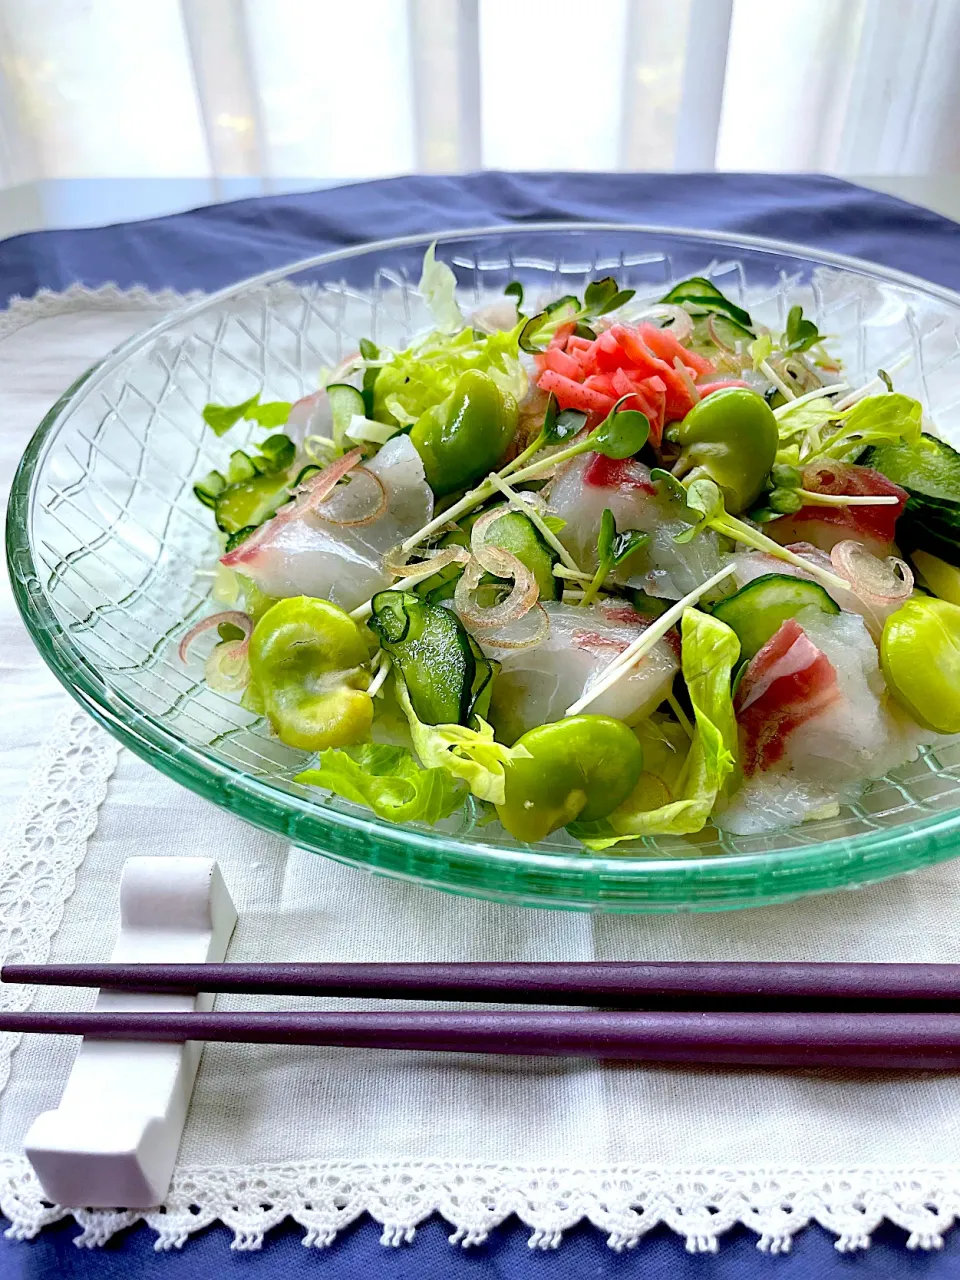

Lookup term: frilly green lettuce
[816,392,923,461]
[419,241,464,335]
[749,334,774,371]
[775,391,923,466]
[396,678,529,806]
[202,392,293,436]
[774,397,837,461]
[295,742,464,825]
[372,324,526,433]
[343,414,400,446]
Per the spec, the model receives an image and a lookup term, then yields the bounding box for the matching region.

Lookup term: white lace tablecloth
[2,289,960,1258]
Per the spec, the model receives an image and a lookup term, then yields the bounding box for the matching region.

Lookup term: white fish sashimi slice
[545,455,635,568]
[546,454,726,600]
[221,434,433,610]
[626,520,729,601]
[481,601,679,744]
[718,609,938,834]
[285,389,333,444]
[789,608,936,782]
[470,298,519,333]
[716,773,855,836]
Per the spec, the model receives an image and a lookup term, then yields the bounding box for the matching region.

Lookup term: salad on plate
[180,245,960,848]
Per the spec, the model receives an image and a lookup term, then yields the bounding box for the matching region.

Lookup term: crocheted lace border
[2,1156,957,1254]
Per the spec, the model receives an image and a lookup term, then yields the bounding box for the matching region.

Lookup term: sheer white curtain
[0,0,957,190]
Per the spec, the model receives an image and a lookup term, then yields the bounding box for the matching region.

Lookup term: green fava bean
[880,596,960,734]
[496,715,644,843]
[676,388,778,513]
[249,597,373,751]
[410,368,518,496]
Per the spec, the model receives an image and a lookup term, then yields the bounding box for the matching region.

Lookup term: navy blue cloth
[3,171,960,1275]
[1,171,959,307]
[2,1215,959,1278]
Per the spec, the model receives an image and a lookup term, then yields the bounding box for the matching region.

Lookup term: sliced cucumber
[368,590,477,725]
[258,433,296,473]
[467,638,498,723]
[193,469,226,509]
[224,525,257,553]
[519,299,581,354]
[504,281,524,310]
[418,507,561,605]
[423,577,460,606]
[731,657,750,699]
[227,450,259,484]
[292,463,322,487]
[359,338,380,417]
[661,276,726,304]
[864,435,960,504]
[369,590,413,643]
[544,294,580,317]
[705,312,754,348]
[518,312,550,353]
[865,435,960,566]
[481,506,560,601]
[415,528,469,603]
[660,276,754,333]
[630,590,668,620]
[327,382,365,451]
[214,470,292,535]
[711,573,839,660]
[345,414,399,445]
[913,517,960,567]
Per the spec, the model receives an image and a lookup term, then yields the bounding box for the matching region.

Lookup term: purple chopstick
[5,961,960,1011]
[0,1008,957,1069]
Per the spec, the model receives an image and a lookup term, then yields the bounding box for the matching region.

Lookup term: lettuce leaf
[774,391,924,469]
[344,414,400,445]
[575,609,740,848]
[395,678,528,805]
[816,392,922,461]
[202,393,292,436]
[749,334,774,371]
[372,324,526,430]
[419,241,464,335]
[382,394,420,427]
[295,742,464,825]
[774,396,836,440]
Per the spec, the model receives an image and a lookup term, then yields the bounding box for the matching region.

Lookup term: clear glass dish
[9,224,960,912]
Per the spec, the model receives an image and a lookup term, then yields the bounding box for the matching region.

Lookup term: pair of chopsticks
[4,960,960,1070]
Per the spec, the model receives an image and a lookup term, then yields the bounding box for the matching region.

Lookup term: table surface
[2,169,960,1277]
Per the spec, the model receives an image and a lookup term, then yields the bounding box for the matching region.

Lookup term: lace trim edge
[0,282,205,339]
[1,1157,958,1255]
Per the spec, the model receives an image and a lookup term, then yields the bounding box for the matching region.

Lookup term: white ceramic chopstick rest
[24,856,237,1210]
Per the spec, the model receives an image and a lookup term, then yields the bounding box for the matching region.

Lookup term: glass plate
[9,224,960,912]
